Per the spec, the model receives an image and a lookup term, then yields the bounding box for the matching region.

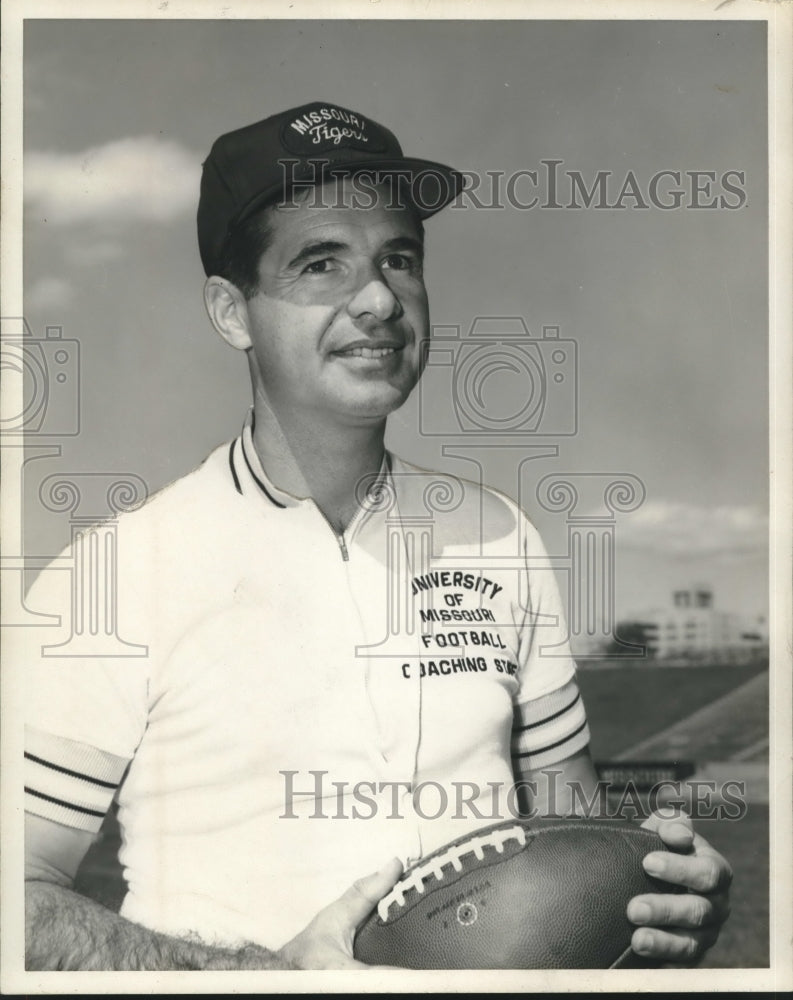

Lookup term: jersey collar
[229,409,392,513]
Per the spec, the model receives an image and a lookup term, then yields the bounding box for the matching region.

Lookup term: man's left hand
[626,809,732,965]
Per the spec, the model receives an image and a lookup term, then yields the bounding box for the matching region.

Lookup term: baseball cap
[197,100,466,276]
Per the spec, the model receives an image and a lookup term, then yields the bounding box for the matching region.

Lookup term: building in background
[620,585,768,664]
[591,585,769,664]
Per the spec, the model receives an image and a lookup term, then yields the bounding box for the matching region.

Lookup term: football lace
[376,825,528,922]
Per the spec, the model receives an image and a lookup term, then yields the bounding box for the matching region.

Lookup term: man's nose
[346,270,402,323]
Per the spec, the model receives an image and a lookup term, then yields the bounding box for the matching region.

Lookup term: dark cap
[197,100,465,276]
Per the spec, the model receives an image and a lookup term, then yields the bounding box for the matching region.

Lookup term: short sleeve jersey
[22,417,590,949]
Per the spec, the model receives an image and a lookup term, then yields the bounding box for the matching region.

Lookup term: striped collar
[228,409,392,511]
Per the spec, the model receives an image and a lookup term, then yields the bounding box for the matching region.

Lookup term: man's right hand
[277,857,404,970]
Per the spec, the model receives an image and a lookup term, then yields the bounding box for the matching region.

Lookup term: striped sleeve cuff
[511,678,591,770]
[24,726,130,834]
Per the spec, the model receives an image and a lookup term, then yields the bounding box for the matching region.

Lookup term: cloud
[26,136,201,226]
[616,501,768,557]
[26,277,75,312]
[65,240,125,267]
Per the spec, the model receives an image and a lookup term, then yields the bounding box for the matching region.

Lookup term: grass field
[576,661,767,760]
[74,661,771,968]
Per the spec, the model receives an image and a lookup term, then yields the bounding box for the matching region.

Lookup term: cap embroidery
[281,103,388,155]
[289,106,368,143]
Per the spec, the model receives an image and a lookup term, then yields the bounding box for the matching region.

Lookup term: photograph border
[2,0,791,994]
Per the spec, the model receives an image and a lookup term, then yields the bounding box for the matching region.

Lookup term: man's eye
[382,254,419,273]
[303,259,335,274]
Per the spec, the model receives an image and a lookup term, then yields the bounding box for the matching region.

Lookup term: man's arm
[25,813,292,970]
[26,812,401,970]
[514,745,732,965]
[26,882,291,971]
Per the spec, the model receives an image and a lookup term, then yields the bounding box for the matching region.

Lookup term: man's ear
[203,276,252,351]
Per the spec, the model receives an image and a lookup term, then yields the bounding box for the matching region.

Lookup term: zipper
[315,506,354,562]
[317,455,390,562]
[337,499,373,561]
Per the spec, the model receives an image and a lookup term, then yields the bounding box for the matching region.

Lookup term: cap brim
[236,156,466,225]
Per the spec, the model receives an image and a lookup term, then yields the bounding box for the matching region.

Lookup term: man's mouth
[334,345,402,359]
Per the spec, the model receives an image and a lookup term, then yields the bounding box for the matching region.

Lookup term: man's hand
[627,809,732,965]
[277,857,404,970]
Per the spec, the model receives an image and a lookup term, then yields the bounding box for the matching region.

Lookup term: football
[353,816,682,969]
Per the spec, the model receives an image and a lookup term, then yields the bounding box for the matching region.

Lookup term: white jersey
[22,414,590,949]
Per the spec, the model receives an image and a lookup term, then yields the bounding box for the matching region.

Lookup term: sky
[17,16,769,636]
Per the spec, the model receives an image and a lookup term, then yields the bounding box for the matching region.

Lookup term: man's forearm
[26,881,293,971]
[515,747,602,818]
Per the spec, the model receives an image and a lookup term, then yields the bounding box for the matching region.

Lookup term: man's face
[243,179,429,427]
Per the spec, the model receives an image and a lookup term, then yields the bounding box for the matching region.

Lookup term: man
[23,101,731,970]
